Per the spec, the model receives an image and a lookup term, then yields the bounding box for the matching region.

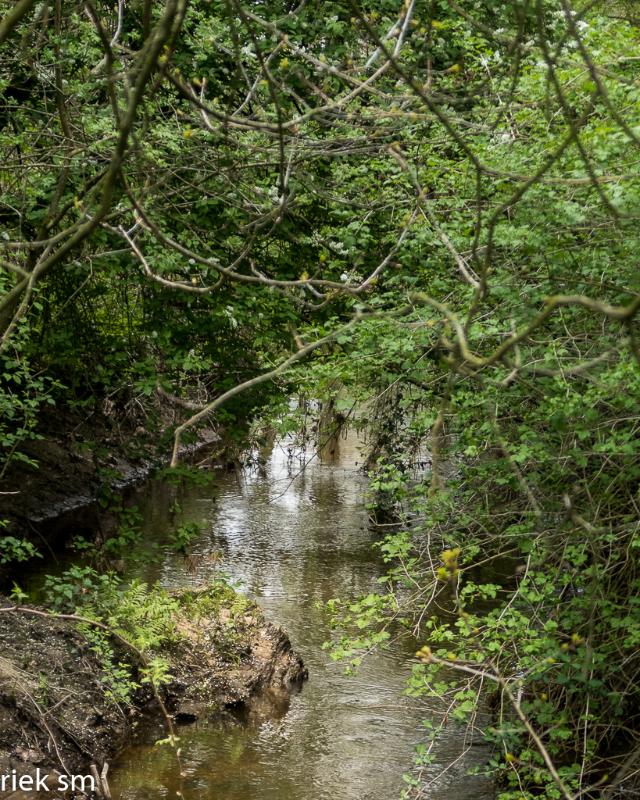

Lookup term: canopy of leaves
[2,0,640,797]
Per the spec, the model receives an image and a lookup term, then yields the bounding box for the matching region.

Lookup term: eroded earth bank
[0,587,306,800]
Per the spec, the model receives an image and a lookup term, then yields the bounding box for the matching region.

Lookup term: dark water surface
[110,433,493,800]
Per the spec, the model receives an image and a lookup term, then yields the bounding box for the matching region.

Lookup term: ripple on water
[110,432,494,800]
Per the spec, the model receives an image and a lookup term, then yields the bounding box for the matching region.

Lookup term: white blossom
[495,131,515,144]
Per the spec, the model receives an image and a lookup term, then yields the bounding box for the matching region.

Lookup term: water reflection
[111,432,493,800]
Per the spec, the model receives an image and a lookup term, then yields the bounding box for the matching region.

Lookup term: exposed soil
[0,591,307,800]
[0,404,220,568]
[169,596,308,724]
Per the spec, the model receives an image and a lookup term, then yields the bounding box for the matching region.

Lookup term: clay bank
[0,587,306,800]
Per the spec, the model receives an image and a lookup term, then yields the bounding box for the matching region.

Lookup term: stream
[107,432,494,800]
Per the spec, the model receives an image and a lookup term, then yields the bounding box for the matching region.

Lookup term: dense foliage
[2,0,640,797]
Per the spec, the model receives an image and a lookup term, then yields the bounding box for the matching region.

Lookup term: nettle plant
[0,337,60,483]
[0,533,41,565]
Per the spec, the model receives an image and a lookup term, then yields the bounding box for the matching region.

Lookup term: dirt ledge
[0,404,221,555]
[0,591,307,799]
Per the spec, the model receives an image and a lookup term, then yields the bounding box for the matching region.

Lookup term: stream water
[107,432,494,800]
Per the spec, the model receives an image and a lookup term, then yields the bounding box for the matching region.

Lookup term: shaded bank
[0,403,221,568]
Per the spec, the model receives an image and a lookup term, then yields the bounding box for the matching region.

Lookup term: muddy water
[110,433,494,800]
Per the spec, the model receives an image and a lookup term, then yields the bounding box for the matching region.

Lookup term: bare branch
[170,318,362,467]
